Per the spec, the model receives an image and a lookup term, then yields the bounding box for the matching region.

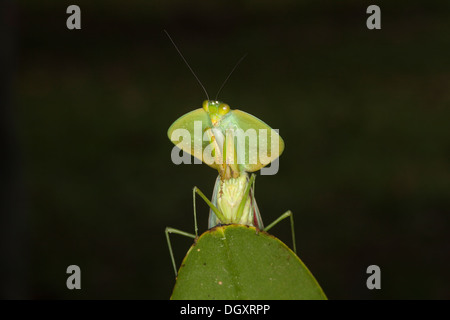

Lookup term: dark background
[1,0,449,299]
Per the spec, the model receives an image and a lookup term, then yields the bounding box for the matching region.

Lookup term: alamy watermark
[66,5,81,30]
[66,265,81,290]
[366,265,381,290]
[170,122,281,175]
[366,5,381,30]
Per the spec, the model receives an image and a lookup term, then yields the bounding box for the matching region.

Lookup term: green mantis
[163,32,326,300]
[168,98,286,226]
[164,31,296,278]
[166,99,296,277]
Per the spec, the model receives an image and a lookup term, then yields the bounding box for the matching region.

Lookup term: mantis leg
[263,210,296,254]
[165,227,196,277]
[165,185,223,277]
[235,174,256,223]
[193,186,226,224]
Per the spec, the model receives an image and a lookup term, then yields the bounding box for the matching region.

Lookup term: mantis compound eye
[218,103,230,115]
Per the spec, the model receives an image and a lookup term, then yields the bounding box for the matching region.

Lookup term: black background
[1,0,449,299]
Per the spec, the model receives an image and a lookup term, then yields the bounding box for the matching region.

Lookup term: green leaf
[171,224,327,300]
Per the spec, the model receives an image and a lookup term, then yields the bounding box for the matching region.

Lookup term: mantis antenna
[215,53,248,101]
[164,30,210,101]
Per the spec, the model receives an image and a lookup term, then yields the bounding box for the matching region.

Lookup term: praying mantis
[164,31,326,299]
[166,99,297,274]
